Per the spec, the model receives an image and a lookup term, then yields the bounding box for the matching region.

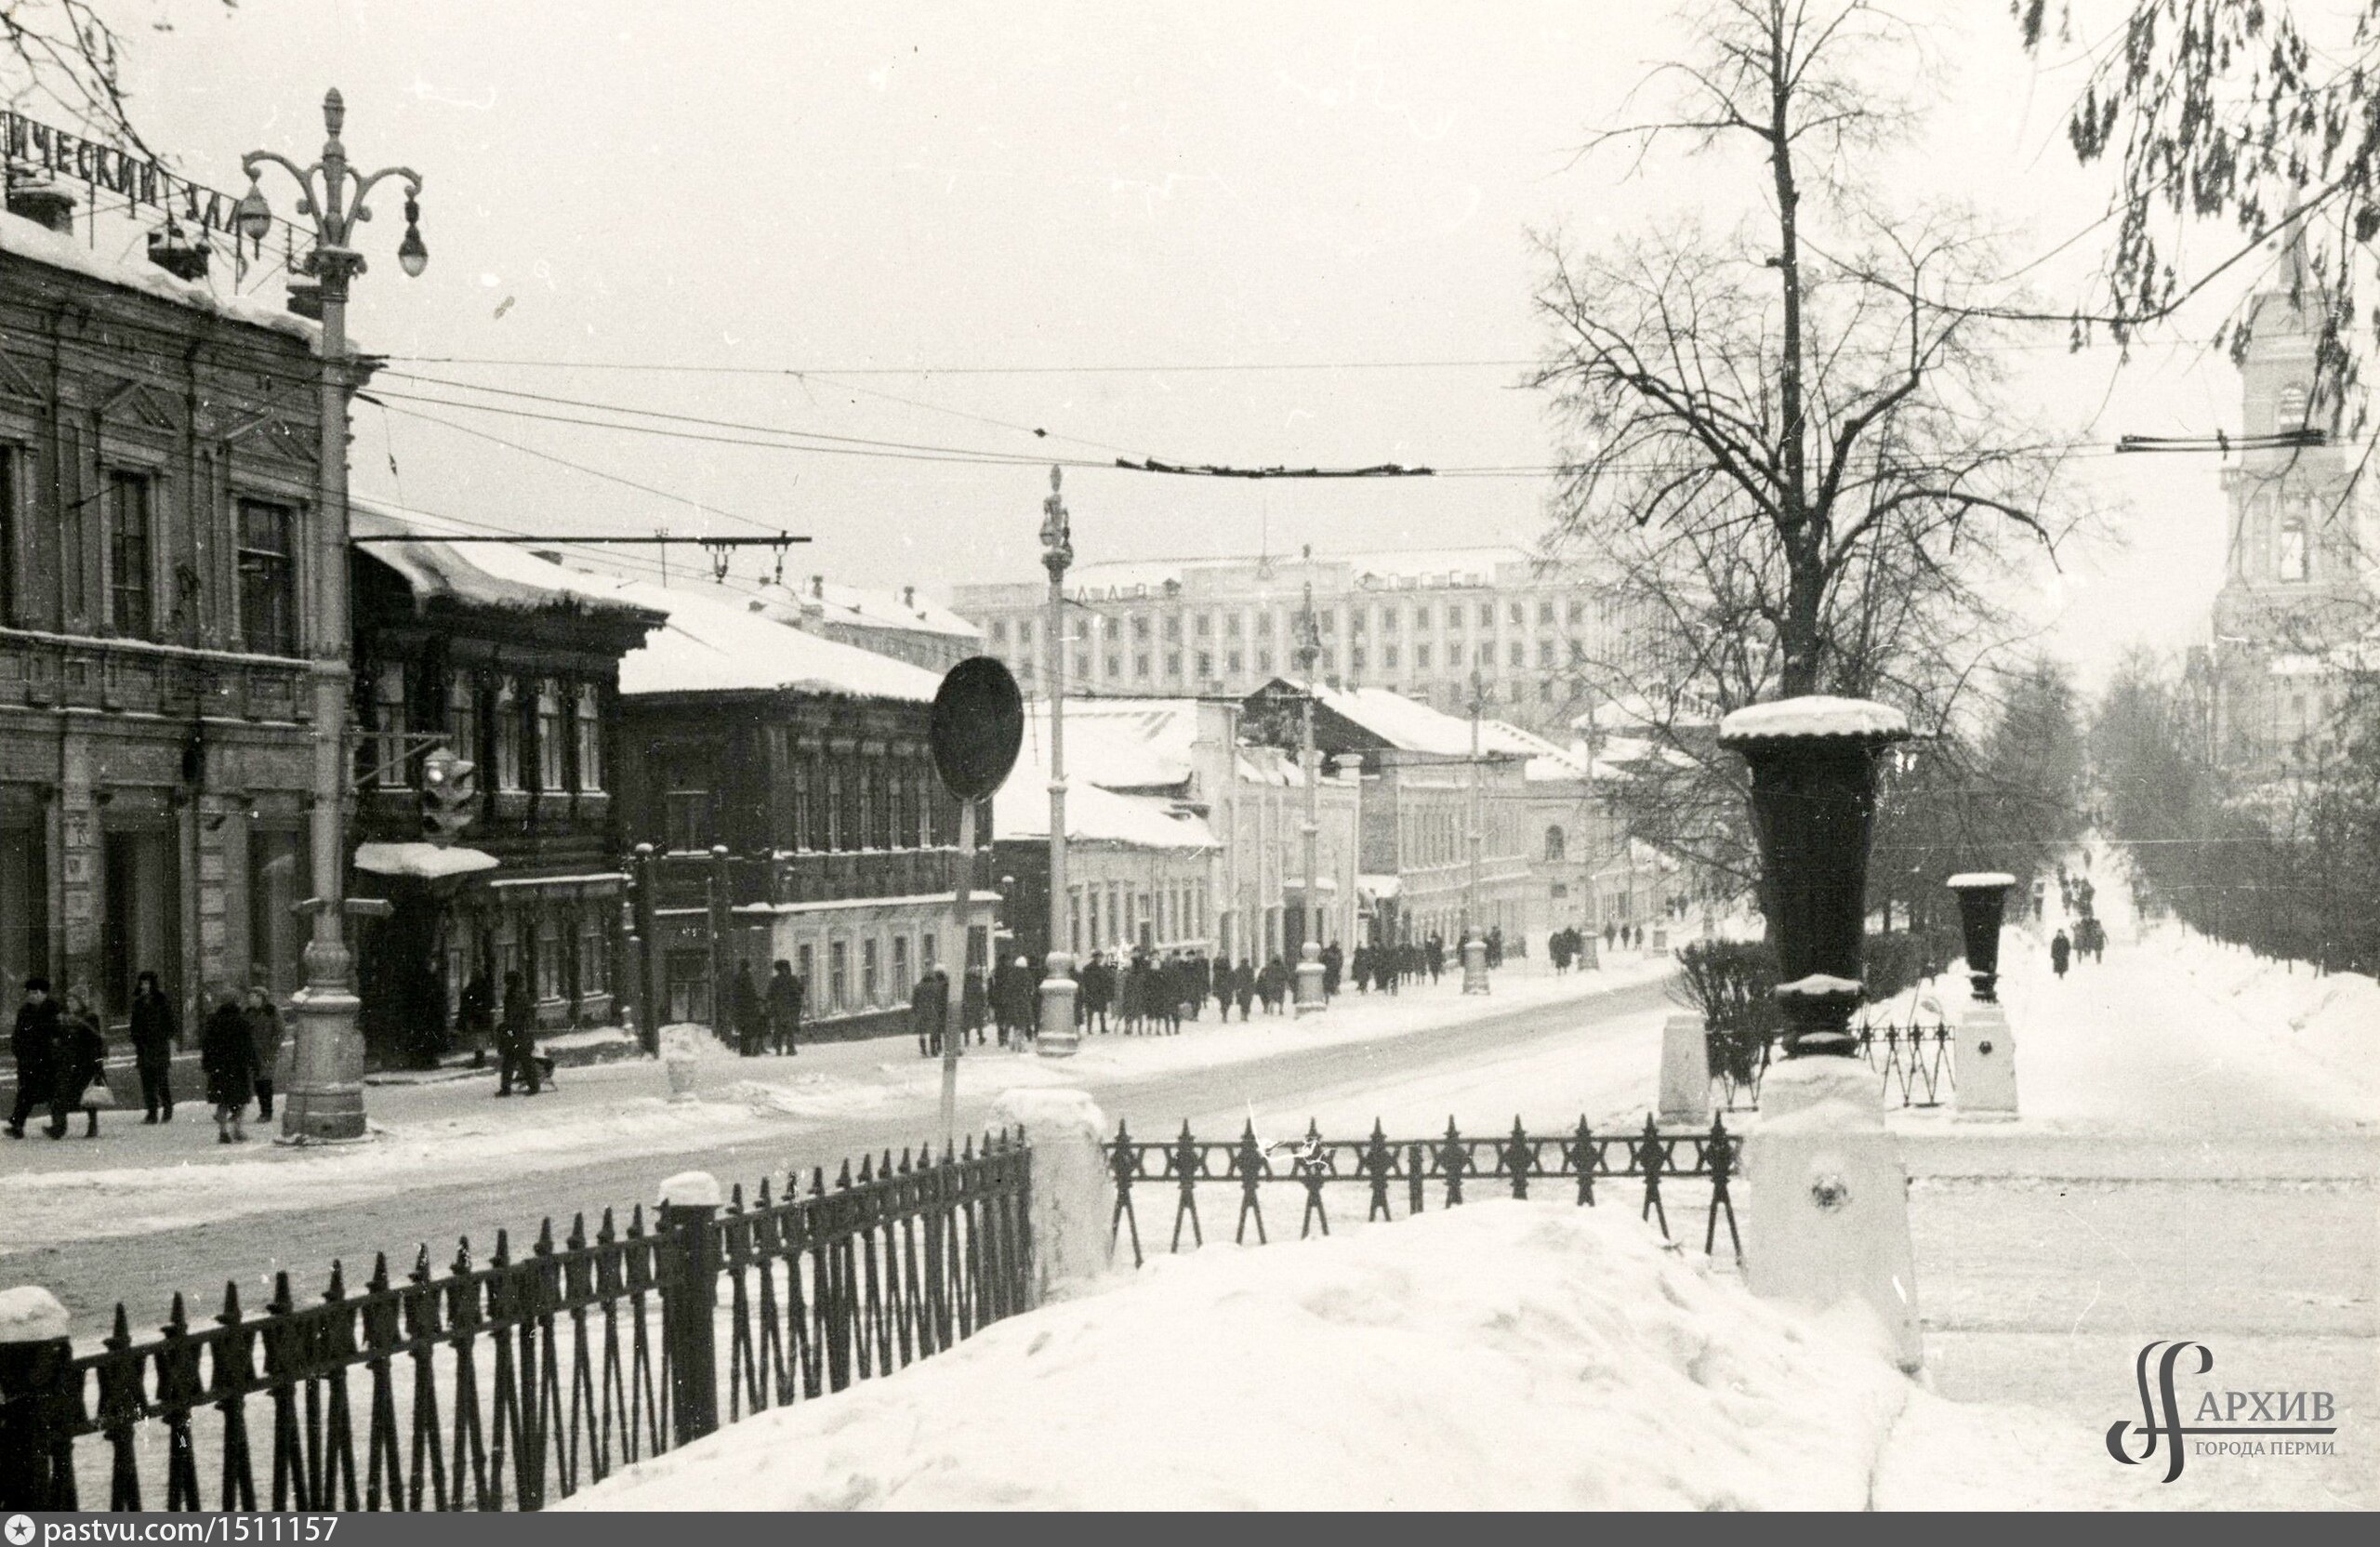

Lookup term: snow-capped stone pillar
[656,1170,722,1443]
[0,1286,73,1509]
[1743,1060,1924,1373]
[993,1087,1115,1302]
[1657,1012,1712,1126]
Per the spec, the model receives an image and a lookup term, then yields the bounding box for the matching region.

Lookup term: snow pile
[1718,696,1908,742]
[2141,924,2380,1109]
[564,1200,1945,1512]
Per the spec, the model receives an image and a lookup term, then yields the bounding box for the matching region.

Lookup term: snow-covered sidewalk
[0,954,1674,1250]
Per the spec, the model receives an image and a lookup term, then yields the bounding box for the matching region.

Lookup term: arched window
[2277,384,2310,430]
[2279,498,2311,582]
[1543,825,1567,863]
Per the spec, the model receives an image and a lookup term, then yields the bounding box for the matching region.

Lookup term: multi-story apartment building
[1,203,328,1030]
[745,574,980,673]
[2205,231,2378,774]
[952,546,1641,735]
[347,509,665,1064]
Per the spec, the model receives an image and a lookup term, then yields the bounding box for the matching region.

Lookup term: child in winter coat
[200,988,258,1143]
[49,987,108,1139]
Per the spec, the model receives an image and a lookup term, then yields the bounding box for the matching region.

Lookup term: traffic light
[421,747,479,846]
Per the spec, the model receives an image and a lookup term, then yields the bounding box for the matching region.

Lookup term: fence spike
[960,1135,974,1163]
[215,1285,239,1328]
[882,1147,895,1179]
[1305,1117,1322,1143]
[858,1153,875,1184]
[412,1243,432,1282]
[1369,1117,1386,1143]
[535,1217,555,1254]
[729,1182,746,1212]
[566,1213,588,1252]
[836,1157,853,1189]
[627,1205,645,1239]
[1239,1116,1257,1143]
[754,1177,773,1210]
[812,1165,827,1196]
[165,1291,189,1337]
[898,1147,913,1175]
[324,1260,346,1302]
[109,1302,131,1348]
[454,1236,475,1275]
[268,1270,295,1317]
[1115,1117,1131,1146]
[492,1229,511,1267]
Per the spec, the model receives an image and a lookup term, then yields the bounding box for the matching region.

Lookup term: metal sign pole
[941,798,975,1144]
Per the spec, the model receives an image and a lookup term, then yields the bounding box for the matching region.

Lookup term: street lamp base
[1461,937,1490,995]
[279,945,368,1143]
[1038,974,1080,1056]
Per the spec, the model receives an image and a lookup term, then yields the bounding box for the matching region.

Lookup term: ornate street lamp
[1461,670,1490,994]
[1291,584,1327,1016]
[240,89,426,1143]
[1037,468,1080,1054]
[1716,696,1909,1056]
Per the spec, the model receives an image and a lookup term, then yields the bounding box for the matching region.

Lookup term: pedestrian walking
[766,959,804,1055]
[911,966,947,1057]
[50,986,108,1139]
[1321,942,1342,999]
[961,966,988,1046]
[244,985,285,1121]
[128,970,176,1124]
[496,968,542,1096]
[200,987,258,1144]
[730,961,765,1057]
[7,975,60,1139]
[2050,930,2071,980]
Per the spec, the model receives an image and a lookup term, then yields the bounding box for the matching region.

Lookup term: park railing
[0,1133,1032,1513]
[1710,1022,1955,1112]
[1103,1114,1742,1266]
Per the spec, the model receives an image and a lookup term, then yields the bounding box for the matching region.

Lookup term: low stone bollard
[655,1170,722,1445]
[1657,1012,1712,1127]
[992,1088,1115,1302]
[1742,1058,1924,1373]
[0,1285,73,1509]
[1954,1001,2018,1121]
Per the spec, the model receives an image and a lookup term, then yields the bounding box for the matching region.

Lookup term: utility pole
[1462,669,1489,994]
[238,90,426,1143]
[1037,468,1079,1054]
[1292,582,1327,1015]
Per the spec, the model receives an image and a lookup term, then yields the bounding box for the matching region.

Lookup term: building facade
[953,546,1644,735]
[748,574,980,673]
[1,208,327,1032]
[347,510,664,1064]
[2206,238,2378,774]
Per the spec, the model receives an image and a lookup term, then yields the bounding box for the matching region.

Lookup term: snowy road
[10,972,1676,1337]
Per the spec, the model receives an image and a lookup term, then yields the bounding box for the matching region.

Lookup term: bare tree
[3,0,230,152]
[1534,0,2093,896]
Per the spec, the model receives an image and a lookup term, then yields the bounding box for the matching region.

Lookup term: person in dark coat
[496,969,541,1096]
[1229,959,1253,1021]
[128,971,176,1123]
[1320,942,1342,1000]
[2050,930,2071,979]
[911,967,947,1056]
[7,976,60,1139]
[244,985,286,1120]
[1257,955,1287,1014]
[729,962,765,1058]
[200,988,258,1144]
[766,959,804,1055]
[48,986,106,1139]
[960,967,988,1046]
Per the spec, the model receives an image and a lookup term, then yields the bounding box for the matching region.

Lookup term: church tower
[2209,218,2372,770]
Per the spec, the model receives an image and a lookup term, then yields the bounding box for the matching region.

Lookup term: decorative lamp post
[1461,671,1490,994]
[1037,468,1080,1055]
[1946,873,2016,1003]
[1291,584,1327,1016]
[1715,696,1909,1056]
[239,90,426,1143]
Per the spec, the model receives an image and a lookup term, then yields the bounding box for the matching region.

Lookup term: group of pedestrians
[1347,937,1439,994]
[1547,926,1597,972]
[9,972,284,1144]
[723,960,807,1058]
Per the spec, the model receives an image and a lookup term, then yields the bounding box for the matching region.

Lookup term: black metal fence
[1104,1114,1741,1265]
[0,1133,1033,1513]
[1712,1022,1956,1112]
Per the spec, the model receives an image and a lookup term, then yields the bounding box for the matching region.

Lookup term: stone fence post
[0,1287,74,1509]
[992,1088,1115,1303]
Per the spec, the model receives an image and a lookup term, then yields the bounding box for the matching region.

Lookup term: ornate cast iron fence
[1712,1022,1954,1112]
[6,1133,1031,1513]
[1104,1114,1740,1267]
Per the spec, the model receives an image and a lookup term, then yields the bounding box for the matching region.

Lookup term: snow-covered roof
[1717,697,1909,744]
[1016,698,1212,791]
[1058,544,1536,594]
[991,761,1214,850]
[354,508,945,703]
[1,208,321,349]
[354,841,499,879]
[746,578,981,640]
[353,507,667,628]
[1274,681,1541,759]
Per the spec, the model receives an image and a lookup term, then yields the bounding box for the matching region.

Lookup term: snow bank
[2139,924,2380,1110]
[563,1201,1928,1512]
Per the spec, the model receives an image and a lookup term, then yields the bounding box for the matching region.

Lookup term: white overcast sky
[94,0,2282,687]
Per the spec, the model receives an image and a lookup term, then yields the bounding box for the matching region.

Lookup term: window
[890,769,910,851]
[1197,651,1213,678]
[1414,605,1432,629]
[105,471,153,638]
[1226,613,1243,639]
[1539,639,1554,668]
[1508,641,1525,668]
[1164,615,1182,641]
[1075,651,1091,678]
[574,683,604,790]
[493,677,523,790]
[1257,649,1273,674]
[1019,619,1035,649]
[1132,615,1151,641]
[1538,600,1554,625]
[1384,644,1399,669]
[1567,598,1584,625]
[446,671,480,770]
[2278,500,2310,582]
[369,666,408,787]
[536,681,568,790]
[578,911,609,995]
[1256,611,1274,636]
[1226,650,1242,674]
[1105,654,1121,679]
[665,789,711,851]
[1134,653,1151,680]
[863,937,880,1005]
[1416,642,1432,668]
[1382,609,1398,633]
[989,618,1009,644]
[1477,602,1493,627]
[236,500,298,655]
[892,935,909,992]
[1194,614,1211,638]
[828,939,849,1011]
[1102,615,1120,639]
[537,915,563,999]
[2277,384,2310,430]
[1167,651,1183,677]
[1509,602,1524,626]
[1351,646,1367,671]
[0,444,17,624]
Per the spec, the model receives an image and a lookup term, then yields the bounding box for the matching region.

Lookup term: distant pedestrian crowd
[9,972,285,1144]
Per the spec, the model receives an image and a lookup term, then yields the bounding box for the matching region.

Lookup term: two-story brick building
[2,205,327,1030]
[345,508,666,1064]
